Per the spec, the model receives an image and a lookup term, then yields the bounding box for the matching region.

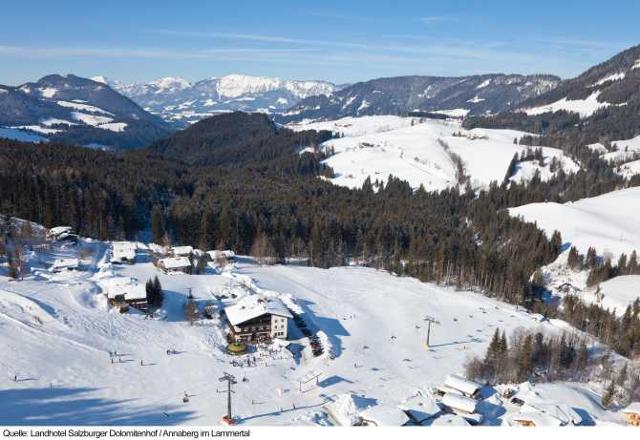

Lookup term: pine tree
[601,380,616,408]
[184,299,199,325]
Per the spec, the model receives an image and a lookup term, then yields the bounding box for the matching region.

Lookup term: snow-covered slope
[290,116,579,191]
[523,91,613,118]
[509,187,640,259]
[0,74,172,149]
[0,235,624,426]
[518,44,640,119]
[114,74,337,125]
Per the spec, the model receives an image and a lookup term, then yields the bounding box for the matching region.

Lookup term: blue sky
[1,0,638,85]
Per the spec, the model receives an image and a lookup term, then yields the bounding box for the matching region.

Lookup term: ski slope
[509,187,640,259]
[290,116,578,191]
[0,237,626,426]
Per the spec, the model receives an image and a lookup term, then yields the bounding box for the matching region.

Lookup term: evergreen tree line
[465,328,592,384]
[566,246,640,286]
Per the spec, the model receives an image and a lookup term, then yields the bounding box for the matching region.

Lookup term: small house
[46,226,78,243]
[103,277,147,311]
[207,249,236,264]
[622,402,640,426]
[224,295,292,343]
[440,393,477,416]
[50,257,79,272]
[158,256,192,274]
[437,374,482,399]
[111,242,136,264]
[171,245,194,257]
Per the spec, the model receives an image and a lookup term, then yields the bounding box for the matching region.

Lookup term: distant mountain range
[4,43,640,151]
[106,74,338,126]
[275,74,560,123]
[465,44,640,145]
[0,74,173,149]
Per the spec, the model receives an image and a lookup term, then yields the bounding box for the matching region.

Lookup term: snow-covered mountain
[0,74,173,149]
[277,74,560,123]
[112,74,337,125]
[518,44,640,118]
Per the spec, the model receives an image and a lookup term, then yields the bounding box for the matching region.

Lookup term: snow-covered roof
[443,374,481,396]
[158,256,191,269]
[360,404,410,426]
[622,402,640,414]
[111,242,136,261]
[172,245,193,256]
[102,277,146,301]
[324,394,362,426]
[399,394,442,422]
[207,249,236,260]
[521,402,581,425]
[225,295,293,326]
[509,411,564,427]
[48,226,72,236]
[441,393,477,414]
[51,257,79,270]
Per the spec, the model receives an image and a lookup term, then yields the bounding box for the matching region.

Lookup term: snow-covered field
[0,237,627,426]
[509,187,640,259]
[289,116,578,191]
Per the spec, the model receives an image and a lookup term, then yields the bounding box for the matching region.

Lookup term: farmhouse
[158,257,192,274]
[103,277,147,311]
[622,402,640,426]
[224,295,292,343]
[50,257,79,272]
[110,242,136,264]
[171,245,194,257]
[436,374,482,399]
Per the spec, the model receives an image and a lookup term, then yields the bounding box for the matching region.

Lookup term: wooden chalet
[224,295,292,343]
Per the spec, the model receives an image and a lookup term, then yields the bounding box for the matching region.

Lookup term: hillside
[278,74,559,123]
[509,186,640,259]
[0,74,173,149]
[0,234,626,426]
[113,74,337,125]
[289,116,579,191]
[465,45,640,151]
[148,112,331,166]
